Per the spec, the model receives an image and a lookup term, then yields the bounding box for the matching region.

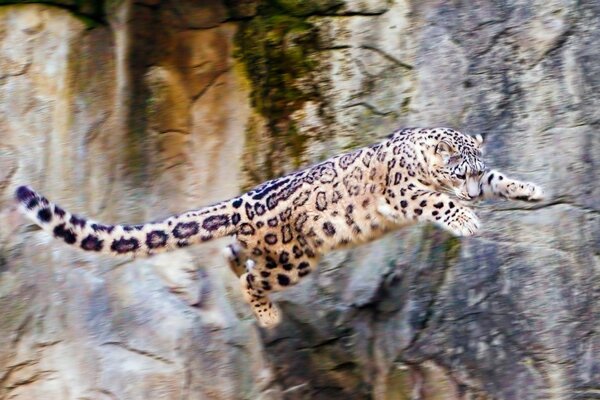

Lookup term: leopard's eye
[448,154,461,163]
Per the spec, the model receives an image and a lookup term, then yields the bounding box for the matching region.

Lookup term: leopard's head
[424,128,487,200]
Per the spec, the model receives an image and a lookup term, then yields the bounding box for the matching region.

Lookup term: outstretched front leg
[378,190,480,237]
[478,170,544,202]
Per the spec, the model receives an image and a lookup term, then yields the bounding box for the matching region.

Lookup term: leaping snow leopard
[15,127,544,327]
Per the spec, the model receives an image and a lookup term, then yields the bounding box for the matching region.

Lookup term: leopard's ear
[474,134,486,155]
[435,140,453,154]
[475,134,484,147]
[435,140,454,164]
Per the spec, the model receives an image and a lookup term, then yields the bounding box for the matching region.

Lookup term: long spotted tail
[15,186,241,257]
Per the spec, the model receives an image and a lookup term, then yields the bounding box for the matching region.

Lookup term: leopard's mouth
[466,174,481,198]
[452,174,482,202]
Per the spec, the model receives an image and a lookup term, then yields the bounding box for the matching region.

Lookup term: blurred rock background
[0,0,598,399]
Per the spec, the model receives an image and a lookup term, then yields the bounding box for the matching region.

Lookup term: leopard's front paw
[444,207,480,237]
[514,183,545,202]
[256,302,282,328]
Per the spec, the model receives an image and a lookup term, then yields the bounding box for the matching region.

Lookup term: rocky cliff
[0,1,598,399]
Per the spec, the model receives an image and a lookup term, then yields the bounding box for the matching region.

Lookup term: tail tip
[15,185,36,203]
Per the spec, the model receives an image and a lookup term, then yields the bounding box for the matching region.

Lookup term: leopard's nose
[466,175,480,198]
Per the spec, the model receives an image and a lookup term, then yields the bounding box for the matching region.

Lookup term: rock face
[0,1,598,399]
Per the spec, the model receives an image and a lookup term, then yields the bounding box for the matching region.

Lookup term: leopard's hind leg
[240,253,318,328]
[223,241,248,277]
[240,260,281,328]
[225,243,281,326]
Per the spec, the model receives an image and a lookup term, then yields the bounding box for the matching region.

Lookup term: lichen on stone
[232,0,328,183]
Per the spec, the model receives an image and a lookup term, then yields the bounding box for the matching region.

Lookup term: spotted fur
[16,128,544,327]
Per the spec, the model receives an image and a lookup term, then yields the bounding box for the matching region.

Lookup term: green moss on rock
[274,0,344,16]
[443,235,462,263]
[233,0,326,180]
[235,5,318,121]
